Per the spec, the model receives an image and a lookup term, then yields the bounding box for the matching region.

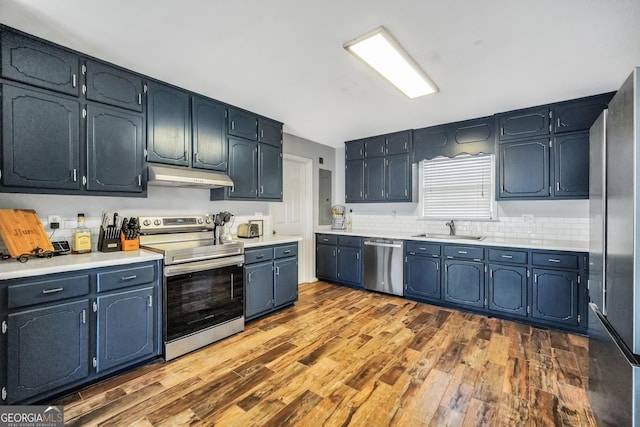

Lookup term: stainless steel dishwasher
[363,238,404,296]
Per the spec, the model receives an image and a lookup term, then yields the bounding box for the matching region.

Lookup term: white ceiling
[2,0,639,148]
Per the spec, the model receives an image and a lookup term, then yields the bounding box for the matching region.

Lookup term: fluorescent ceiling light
[344,26,438,99]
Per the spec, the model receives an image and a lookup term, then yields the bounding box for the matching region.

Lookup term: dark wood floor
[57,281,595,426]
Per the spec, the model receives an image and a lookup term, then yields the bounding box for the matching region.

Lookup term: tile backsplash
[351,214,588,241]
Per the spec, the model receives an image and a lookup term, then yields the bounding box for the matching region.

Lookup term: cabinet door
[1,31,79,96]
[413,125,449,162]
[488,264,527,317]
[386,154,411,201]
[553,132,589,198]
[258,143,282,199]
[192,96,227,171]
[451,117,495,157]
[386,131,411,155]
[274,257,298,307]
[228,108,257,140]
[7,299,90,403]
[345,160,364,202]
[498,139,550,198]
[554,97,609,134]
[86,104,144,193]
[532,268,578,326]
[258,118,282,146]
[443,260,485,308]
[85,60,143,112]
[227,137,258,198]
[337,246,362,285]
[345,140,364,160]
[364,136,386,157]
[405,255,441,301]
[2,84,80,190]
[245,262,274,319]
[498,107,550,141]
[364,157,385,201]
[96,287,155,372]
[316,244,337,281]
[146,81,190,166]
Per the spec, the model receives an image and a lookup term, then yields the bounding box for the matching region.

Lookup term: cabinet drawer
[97,264,156,292]
[245,248,274,264]
[405,241,440,257]
[317,234,338,245]
[8,275,90,309]
[532,252,578,269]
[489,248,528,264]
[274,244,297,259]
[444,245,484,260]
[338,236,362,247]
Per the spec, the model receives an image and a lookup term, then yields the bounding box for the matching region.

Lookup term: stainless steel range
[139,215,244,361]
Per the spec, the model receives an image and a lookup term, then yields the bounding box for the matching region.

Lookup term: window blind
[421,154,494,220]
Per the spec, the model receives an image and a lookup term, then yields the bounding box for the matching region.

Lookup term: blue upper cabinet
[146,81,191,167]
[192,95,227,171]
[85,60,143,112]
[496,93,612,200]
[228,107,258,140]
[345,130,412,203]
[413,116,495,161]
[258,118,282,146]
[498,106,550,141]
[1,31,80,96]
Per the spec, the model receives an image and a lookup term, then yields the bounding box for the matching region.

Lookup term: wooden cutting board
[0,209,53,257]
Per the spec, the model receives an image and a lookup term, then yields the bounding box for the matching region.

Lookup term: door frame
[275,153,314,283]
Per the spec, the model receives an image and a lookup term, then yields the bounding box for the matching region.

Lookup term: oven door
[164,255,244,342]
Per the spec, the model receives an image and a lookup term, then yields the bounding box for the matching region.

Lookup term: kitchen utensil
[0,209,54,257]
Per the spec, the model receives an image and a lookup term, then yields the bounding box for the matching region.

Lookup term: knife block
[120,233,139,251]
[98,228,122,252]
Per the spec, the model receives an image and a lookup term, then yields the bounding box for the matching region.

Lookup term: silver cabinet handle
[148,295,153,307]
[42,287,64,294]
[256,254,264,259]
[548,259,561,263]
[138,175,142,186]
[81,309,86,324]
[72,74,77,87]
[501,255,513,259]
[231,120,235,130]
[458,251,468,254]
[73,169,78,182]
[556,182,560,191]
[138,93,142,105]
[419,247,427,251]
[275,266,280,275]
[283,250,291,254]
[121,275,137,281]
[322,238,329,242]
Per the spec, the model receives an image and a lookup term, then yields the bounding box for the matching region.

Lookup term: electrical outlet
[522,214,534,223]
[48,215,62,228]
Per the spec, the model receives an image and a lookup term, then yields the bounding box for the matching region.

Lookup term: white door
[271,155,313,282]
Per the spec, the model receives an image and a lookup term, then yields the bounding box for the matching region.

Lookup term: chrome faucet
[446,220,456,236]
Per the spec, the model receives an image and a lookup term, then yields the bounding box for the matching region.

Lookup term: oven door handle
[164,255,244,277]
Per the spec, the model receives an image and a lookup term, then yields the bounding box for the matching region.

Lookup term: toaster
[237,223,259,238]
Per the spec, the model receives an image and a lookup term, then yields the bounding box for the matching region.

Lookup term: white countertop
[0,249,164,281]
[315,229,588,253]
[231,234,303,248]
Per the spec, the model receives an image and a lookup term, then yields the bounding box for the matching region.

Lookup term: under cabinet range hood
[147,164,234,189]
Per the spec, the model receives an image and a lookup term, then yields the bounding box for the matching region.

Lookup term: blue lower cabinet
[405,254,441,301]
[316,243,337,281]
[244,243,299,321]
[488,264,528,317]
[274,258,298,307]
[245,261,275,319]
[1,260,161,404]
[96,287,155,373]
[336,246,362,286]
[443,260,485,309]
[532,268,579,326]
[6,299,91,404]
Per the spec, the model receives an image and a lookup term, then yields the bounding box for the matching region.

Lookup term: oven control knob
[154,219,162,226]
[142,219,151,226]
[197,218,204,224]
[205,217,212,224]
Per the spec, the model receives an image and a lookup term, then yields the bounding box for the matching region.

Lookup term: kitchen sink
[412,233,486,241]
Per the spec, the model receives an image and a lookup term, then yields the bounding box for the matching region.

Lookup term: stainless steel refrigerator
[589,67,640,426]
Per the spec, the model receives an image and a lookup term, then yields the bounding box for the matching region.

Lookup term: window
[420,154,495,220]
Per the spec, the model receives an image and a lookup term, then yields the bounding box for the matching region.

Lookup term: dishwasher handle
[364,241,403,249]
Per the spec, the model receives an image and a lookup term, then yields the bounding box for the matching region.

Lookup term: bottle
[346,209,353,231]
[72,213,92,254]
